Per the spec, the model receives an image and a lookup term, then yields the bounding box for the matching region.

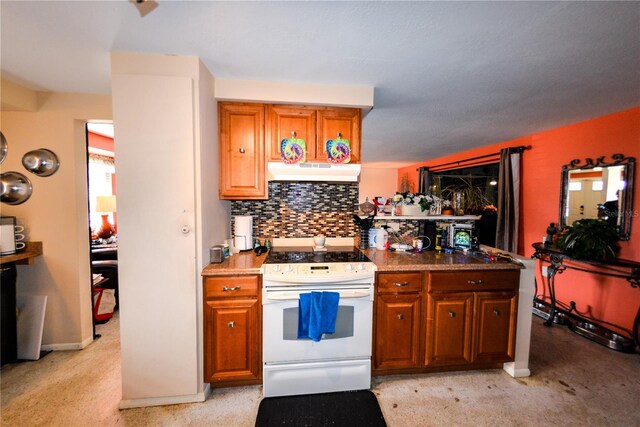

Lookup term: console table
[531,242,640,349]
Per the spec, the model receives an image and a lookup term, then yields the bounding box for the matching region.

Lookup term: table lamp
[95,195,117,239]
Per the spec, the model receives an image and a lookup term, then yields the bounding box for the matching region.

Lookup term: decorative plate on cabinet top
[22,148,60,177]
[0,132,7,164]
[280,138,306,164]
[326,138,351,164]
[1,171,33,205]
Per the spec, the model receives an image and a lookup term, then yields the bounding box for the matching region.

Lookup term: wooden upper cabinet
[317,108,361,163]
[266,105,361,163]
[219,102,267,200]
[267,105,317,161]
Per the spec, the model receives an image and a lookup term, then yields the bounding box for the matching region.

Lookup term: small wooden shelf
[361,215,481,221]
[0,242,43,265]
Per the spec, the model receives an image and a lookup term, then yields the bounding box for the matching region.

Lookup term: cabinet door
[266,105,316,161]
[473,291,517,364]
[316,108,361,163]
[374,293,421,370]
[425,292,473,367]
[219,102,267,200]
[204,298,260,383]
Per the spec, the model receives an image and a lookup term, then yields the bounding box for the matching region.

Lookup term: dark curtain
[495,148,521,252]
[418,167,432,194]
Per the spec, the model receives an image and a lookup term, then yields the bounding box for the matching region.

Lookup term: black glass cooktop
[263,246,371,264]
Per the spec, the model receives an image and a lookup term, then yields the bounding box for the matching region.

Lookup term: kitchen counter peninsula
[362,248,524,271]
[200,247,524,275]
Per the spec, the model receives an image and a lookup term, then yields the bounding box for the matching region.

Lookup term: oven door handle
[265,290,372,301]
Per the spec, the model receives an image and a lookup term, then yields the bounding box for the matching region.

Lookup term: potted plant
[394,192,432,215]
[556,218,620,260]
[442,177,491,215]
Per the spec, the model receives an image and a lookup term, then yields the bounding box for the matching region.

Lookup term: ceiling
[2,1,639,167]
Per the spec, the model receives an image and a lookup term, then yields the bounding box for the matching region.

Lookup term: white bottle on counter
[376,227,388,250]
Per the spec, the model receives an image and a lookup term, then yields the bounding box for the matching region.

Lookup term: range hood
[267,162,361,182]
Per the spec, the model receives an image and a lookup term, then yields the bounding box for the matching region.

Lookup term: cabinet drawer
[377,272,422,293]
[205,275,260,298]
[428,270,519,292]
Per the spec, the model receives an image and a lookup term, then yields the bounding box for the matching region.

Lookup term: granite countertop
[361,248,523,272]
[201,247,523,276]
[201,250,265,276]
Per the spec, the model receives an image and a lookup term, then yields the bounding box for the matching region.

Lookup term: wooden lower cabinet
[374,293,422,370]
[374,269,520,376]
[425,292,473,367]
[425,270,519,368]
[473,291,518,364]
[203,275,261,385]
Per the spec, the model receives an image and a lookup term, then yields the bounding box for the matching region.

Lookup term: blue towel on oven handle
[297,291,340,342]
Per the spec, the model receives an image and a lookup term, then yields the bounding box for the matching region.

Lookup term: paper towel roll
[234,215,253,251]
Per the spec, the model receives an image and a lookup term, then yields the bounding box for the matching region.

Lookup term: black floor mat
[255,390,387,427]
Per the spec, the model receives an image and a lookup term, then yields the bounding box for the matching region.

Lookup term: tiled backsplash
[231,182,359,239]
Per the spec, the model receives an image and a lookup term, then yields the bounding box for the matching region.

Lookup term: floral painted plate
[326,138,351,164]
[280,138,306,164]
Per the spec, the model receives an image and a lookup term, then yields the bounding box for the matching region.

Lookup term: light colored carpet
[1,313,639,426]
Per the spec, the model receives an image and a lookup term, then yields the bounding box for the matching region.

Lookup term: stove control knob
[285,265,294,272]
[273,265,281,272]
[357,263,365,270]
[345,264,353,271]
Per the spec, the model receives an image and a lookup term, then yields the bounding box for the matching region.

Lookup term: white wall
[1,90,112,348]
[195,60,230,393]
[111,52,227,407]
[215,79,374,110]
[359,166,399,204]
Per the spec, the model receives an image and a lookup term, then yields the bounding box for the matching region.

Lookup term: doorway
[86,122,118,338]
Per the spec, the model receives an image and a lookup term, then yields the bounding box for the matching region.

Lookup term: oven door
[262,284,373,364]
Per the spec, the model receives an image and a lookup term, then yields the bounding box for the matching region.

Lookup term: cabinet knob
[393,282,409,287]
[397,313,404,320]
[228,321,235,328]
[467,279,483,285]
[291,130,297,138]
[223,286,241,291]
[493,309,501,316]
[449,311,456,318]
[239,148,246,154]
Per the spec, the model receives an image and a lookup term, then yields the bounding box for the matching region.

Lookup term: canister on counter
[435,227,443,251]
[210,245,224,263]
[222,242,230,258]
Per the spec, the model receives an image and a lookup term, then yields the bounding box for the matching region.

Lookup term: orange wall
[88,131,114,152]
[399,106,640,335]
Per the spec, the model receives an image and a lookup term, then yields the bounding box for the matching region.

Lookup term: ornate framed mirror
[559,154,635,240]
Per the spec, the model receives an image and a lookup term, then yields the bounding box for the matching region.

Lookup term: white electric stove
[261,243,376,397]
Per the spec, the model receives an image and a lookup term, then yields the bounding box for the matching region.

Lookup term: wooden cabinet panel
[204,298,260,383]
[267,105,317,161]
[473,291,517,364]
[317,108,361,163]
[204,275,259,298]
[374,293,422,370]
[428,270,519,293]
[377,272,422,293]
[425,292,473,367]
[219,102,267,200]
